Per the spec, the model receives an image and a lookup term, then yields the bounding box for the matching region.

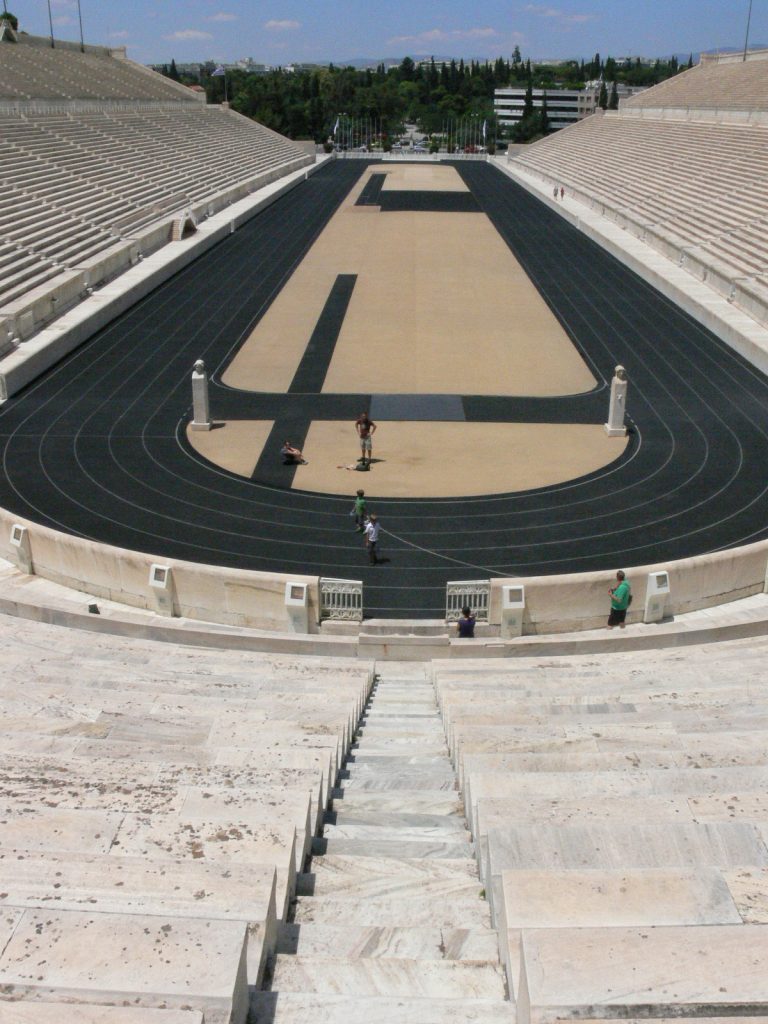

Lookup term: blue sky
[12,0,767,66]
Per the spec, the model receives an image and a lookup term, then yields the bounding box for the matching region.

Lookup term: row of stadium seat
[0,38,197,102]
[513,113,768,284]
[0,107,309,308]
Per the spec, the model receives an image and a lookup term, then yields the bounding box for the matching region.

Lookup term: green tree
[1,9,18,29]
[598,80,608,109]
[608,80,619,110]
[168,58,181,82]
[539,93,550,134]
[522,79,534,118]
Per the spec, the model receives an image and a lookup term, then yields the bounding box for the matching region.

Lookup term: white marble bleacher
[434,636,768,1018]
[0,608,372,1021]
[0,37,199,103]
[510,53,768,321]
[0,107,309,308]
[623,50,768,113]
[0,34,312,341]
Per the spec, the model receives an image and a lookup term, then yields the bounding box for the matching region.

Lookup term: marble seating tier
[0,610,372,1019]
[433,637,768,1008]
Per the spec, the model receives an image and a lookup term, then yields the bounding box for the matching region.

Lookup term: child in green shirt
[353,489,367,532]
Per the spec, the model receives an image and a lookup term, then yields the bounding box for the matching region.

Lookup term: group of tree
[162,50,691,146]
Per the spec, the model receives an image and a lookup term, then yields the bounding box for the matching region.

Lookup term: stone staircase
[251,663,513,1023]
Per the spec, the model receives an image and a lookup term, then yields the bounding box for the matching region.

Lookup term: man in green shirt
[607,570,631,629]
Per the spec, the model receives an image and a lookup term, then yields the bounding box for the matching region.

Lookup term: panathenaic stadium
[3,19,768,1023]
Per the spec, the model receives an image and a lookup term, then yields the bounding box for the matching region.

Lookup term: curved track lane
[1,160,768,617]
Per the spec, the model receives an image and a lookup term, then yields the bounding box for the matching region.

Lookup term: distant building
[495,82,649,132]
[494,85,599,132]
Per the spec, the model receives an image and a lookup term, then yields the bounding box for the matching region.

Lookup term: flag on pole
[482,120,487,141]
[212,65,226,76]
[333,116,340,137]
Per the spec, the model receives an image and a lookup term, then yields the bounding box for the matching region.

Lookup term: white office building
[494,86,599,131]
[495,82,649,133]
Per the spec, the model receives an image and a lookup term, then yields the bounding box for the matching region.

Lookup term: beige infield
[189,420,626,498]
[196,163,627,497]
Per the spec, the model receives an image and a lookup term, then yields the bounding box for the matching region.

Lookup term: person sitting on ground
[281,440,306,465]
[457,606,476,638]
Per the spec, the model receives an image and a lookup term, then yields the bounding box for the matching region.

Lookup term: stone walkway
[251,663,512,1023]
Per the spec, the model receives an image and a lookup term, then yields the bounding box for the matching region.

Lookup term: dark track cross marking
[253,274,357,484]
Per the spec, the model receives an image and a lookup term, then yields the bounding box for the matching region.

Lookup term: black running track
[2,159,768,618]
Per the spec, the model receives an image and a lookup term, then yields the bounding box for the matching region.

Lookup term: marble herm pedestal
[605,363,628,436]
[191,358,211,431]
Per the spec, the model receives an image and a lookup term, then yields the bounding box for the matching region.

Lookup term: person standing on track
[355,412,376,467]
[363,512,381,565]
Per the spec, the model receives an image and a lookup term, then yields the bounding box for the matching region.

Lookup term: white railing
[445,580,491,622]
[320,577,364,621]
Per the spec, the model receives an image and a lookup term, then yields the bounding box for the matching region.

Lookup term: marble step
[349,741,449,756]
[344,763,456,783]
[293,894,492,928]
[349,753,448,766]
[314,836,473,859]
[276,923,499,961]
[363,706,440,716]
[358,721,444,733]
[250,991,515,1023]
[341,773,457,792]
[269,954,507,999]
[299,853,480,898]
[324,809,469,835]
[322,820,470,844]
[333,790,463,815]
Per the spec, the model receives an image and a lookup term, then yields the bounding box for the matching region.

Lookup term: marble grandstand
[5,29,768,1024]
[509,48,768,331]
[0,27,312,350]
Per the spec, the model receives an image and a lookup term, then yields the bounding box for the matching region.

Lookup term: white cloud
[109,30,129,39]
[264,19,301,31]
[522,4,596,25]
[388,26,499,47]
[207,12,237,22]
[163,29,213,41]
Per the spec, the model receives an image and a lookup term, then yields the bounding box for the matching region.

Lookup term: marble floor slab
[279,922,499,962]
[294,894,493,928]
[249,991,515,1023]
[302,853,479,899]
[499,867,741,929]
[271,954,506,999]
[334,790,463,815]
[322,837,472,860]
[485,822,768,877]
[518,924,768,1018]
[0,909,248,1022]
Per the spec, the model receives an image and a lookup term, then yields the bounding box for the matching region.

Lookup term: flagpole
[77,0,84,52]
[47,0,55,47]
[743,0,754,61]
